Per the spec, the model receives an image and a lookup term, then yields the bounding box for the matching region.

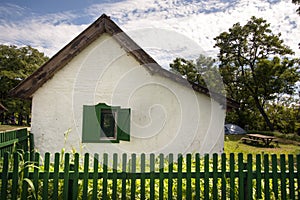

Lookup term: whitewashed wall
[31,33,225,156]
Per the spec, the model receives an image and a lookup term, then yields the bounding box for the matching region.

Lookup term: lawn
[1,124,300,156]
[224,134,300,156]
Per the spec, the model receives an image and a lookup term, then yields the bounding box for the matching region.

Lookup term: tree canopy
[214,16,300,131]
[0,45,48,125]
[293,0,300,15]
[170,16,300,133]
[169,55,225,94]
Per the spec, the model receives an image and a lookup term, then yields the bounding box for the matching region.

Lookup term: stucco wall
[31,33,225,156]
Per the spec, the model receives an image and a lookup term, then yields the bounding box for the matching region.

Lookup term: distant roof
[9,14,238,109]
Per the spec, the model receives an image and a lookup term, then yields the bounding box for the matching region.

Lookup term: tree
[292,0,300,48]
[170,54,225,94]
[267,95,299,133]
[214,16,300,131]
[293,0,300,15]
[0,45,48,125]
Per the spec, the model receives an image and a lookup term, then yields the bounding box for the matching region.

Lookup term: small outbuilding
[10,14,238,156]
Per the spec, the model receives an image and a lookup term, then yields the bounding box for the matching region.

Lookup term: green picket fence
[0,152,299,199]
[0,128,34,157]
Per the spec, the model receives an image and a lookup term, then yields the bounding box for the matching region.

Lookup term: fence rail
[0,128,33,157]
[0,152,299,199]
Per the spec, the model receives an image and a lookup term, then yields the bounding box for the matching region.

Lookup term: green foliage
[0,45,48,125]
[169,54,225,94]
[226,95,300,133]
[214,16,300,131]
[169,17,300,134]
[293,0,300,48]
[293,0,300,15]
[266,96,299,134]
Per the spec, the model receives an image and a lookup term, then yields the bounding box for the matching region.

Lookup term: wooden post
[243,161,248,200]
[29,133,34,161]
[29,133,34,152]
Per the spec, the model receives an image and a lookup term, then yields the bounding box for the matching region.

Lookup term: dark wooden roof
[9,14,238,109]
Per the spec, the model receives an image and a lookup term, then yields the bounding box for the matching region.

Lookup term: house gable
[9,14,238,109]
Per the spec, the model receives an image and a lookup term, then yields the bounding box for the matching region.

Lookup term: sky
[0,0,299,68]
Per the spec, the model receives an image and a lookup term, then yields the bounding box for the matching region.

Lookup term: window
[100,109,117,139]
[82,103,130,143]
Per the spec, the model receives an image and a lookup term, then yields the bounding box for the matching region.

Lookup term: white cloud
[0,0,299,67]
[0,22,86,56]
[0,3,87,56]
[85,0,300,62]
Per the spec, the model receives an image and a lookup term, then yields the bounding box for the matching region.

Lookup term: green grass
[224,134,300,156]
[2,124,299,156]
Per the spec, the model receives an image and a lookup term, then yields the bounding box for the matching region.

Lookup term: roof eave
[9,14,239,109]
[9,15,108,99]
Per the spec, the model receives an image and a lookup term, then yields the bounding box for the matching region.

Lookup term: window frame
[99,108,118,141]
[82,103,130,143]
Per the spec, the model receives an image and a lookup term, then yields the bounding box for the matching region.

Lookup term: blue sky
[0,0,299,67]
[2,0,107,14]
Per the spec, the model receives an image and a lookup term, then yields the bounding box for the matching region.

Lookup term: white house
[10,14,238,156]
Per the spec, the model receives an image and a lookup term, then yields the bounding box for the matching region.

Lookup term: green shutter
[82,105,100,143]
[117,108,131,141]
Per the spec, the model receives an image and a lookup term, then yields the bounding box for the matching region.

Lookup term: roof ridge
[9,14,238,108]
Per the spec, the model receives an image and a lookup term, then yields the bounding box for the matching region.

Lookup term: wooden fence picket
[82,153,89,199]
[33,152,39,199]
[72,153,79,200]
[102,153,108,199]
[221,153,226,199]
[246,154,253,200]
[121,153,127,200]
[204,153,209,199]
[212,153,218,199]
[0,152,9,200]
[186,153,192,200]
[112,153,118,199]
[62,153,70,199]
[92,153,99,200]
[280,154,287,199]
[256,154,262,199]
[264,154,270,200]
[140,153,146,200]
[158,153,164,200]
[168,153,174,199]
[177,153,183,199]
[288,154,295,200]
[52,153,60,199]
[11,152,19,200]
[297,154,300,200]
[195,153,200,199]
[149,153,155,199]
[272,154,279,199]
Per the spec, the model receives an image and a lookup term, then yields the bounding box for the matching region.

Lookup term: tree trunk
[254,97,274,131]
